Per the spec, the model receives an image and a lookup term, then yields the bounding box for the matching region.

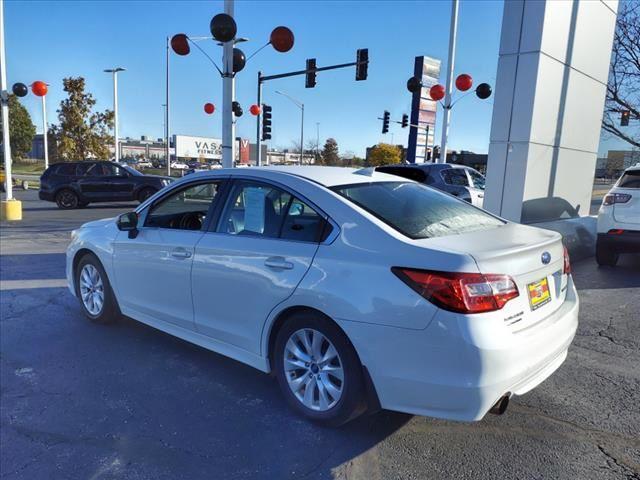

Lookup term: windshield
[121,165,143,176]
[467,168,486,190]
[332,181,504,239]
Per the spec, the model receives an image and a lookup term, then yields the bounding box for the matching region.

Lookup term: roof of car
[626,162,640,171]
[186,166,406,187]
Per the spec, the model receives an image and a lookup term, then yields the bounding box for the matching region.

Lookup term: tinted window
[145,182,220,230]
[75,162,93,176]
[467,169,486,190]
[54,163,78,176]
[333,181,504,239]
[618,170,640,188]
[220,181,324,242]
[103,163,127,177]
[85,163,106,176]
[440,168,470,186]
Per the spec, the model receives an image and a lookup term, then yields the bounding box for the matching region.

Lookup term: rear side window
[618,170,640,188]
[53,163,78,176]
[440,168,470,186]
[333,181,504,239]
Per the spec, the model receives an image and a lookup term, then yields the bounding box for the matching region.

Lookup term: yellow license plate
[527,277,551,310]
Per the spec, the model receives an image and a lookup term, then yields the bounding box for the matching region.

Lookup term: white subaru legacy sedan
[67,167,578,426]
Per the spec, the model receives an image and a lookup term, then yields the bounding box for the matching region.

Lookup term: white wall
[484,0,618,223]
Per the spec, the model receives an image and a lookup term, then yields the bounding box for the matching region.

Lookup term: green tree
[366,143,402,166]
[321,138,340,166]
[50,77,114,160]
[0,94,36,161]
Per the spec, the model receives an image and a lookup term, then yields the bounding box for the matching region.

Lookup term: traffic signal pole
[221,0,236,169]
[256,72,263,165]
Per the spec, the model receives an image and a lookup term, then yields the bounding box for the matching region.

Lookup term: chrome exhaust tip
[489,395,510,415]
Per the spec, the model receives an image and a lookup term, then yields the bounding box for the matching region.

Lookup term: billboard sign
[174,135,222,160]
[407,56,441,163]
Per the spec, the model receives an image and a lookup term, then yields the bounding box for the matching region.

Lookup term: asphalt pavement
[1,190,639,480]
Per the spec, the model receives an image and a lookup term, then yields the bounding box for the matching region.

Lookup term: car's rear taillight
[392,268,519,314]
[563,245,571,275]
[603,193,632,205]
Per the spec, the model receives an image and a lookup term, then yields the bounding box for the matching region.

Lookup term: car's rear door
[191,179,326,354]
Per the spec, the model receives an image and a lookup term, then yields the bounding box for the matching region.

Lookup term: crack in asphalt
[597,445,640,479]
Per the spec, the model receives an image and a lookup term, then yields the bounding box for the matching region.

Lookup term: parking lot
[1,189,639,480]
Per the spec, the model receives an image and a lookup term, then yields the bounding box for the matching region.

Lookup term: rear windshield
[618,170,640,188]
[332,181,504,239]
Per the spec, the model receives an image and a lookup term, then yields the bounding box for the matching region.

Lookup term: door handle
[171,248,192,259]
[264,256,294,270]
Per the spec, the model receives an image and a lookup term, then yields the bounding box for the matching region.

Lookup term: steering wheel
[179,212,204,230]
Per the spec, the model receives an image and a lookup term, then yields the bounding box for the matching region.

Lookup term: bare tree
[603,2,640,148]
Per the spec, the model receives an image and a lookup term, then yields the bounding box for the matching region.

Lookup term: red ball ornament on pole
[270,26,294,53]
[429,84,445,101]
[204,103,215,115]
[32,81,48,97]
[455,74,473,92]
[249,104,261,116]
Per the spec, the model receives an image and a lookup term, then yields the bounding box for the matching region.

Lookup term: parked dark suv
[39,161,172,209]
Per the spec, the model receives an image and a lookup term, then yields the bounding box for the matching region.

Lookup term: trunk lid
[612,187,639,226]
[417,223,568,331]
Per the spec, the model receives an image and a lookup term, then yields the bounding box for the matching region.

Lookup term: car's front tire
[55,189,79,209]
[274,311,366,427]
[75,254,120,324]
[596,241,618,267]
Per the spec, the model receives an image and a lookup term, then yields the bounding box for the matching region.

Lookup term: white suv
[596,163,640,266]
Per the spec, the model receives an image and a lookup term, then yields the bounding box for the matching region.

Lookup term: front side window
[440,168,470,186]
[220,181,325,242]
[145,182,220,230]
[54,163,78,176]
[467,169,486,190]
[333,181,504,239]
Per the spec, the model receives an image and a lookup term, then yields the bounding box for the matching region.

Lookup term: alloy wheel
[283,328,344,411]
[79,264,104,316]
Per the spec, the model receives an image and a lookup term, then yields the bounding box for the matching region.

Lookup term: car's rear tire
[274,311,366,427]
[596,241,618,267]
[137,187,157,203]
[75,254,120,324]
[55,189,79,209]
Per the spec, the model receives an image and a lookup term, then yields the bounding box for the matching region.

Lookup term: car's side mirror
[117,211,139,238]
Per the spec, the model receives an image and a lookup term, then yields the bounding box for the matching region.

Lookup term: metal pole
[256,72,262,166]
[316,122,319,164]
[222,0,235,168]
[166,36,171,176]
[0,0,13,200]
[300,104,304,165]
[42,95,48,170]
[113,71,119,163]
[439,0,458,164]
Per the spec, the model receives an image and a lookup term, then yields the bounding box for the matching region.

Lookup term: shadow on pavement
[0,253,66,281]
[572,253,640,290]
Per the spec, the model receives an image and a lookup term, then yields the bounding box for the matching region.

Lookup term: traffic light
[433,145,440,161]
[306,58,316,88]
[382,110,390,134]
[232,101,243,117]
[621,110,630,126]
[262,104,272,141]
[401,114,408,128]
[356,48,368,81]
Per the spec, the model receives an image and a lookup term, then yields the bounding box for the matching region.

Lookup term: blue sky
[4,0,625,157]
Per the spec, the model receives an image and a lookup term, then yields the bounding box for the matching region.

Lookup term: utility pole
[221,0,236,168]
[0,0,13,201]
[439,0,459,164]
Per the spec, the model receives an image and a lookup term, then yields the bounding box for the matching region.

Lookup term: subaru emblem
[541,252,551,264]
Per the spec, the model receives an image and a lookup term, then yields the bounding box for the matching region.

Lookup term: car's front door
[192,180,326,354]
[112,179,225,330]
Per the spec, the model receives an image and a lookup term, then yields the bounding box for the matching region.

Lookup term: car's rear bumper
[340,277,579,421]
[597,231,640,253]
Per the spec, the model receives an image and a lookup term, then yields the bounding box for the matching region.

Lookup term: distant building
[448,150,488,173]
[266,149,315,165]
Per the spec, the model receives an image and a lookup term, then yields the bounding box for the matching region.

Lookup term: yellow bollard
[0,199,22,221]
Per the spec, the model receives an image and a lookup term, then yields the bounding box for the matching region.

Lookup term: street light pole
[104,67,125,163]
[274,89,304,165]
[166,36,171,176]
[41,95,48,170]
[439,0,459,164]
[221,0,236,168]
